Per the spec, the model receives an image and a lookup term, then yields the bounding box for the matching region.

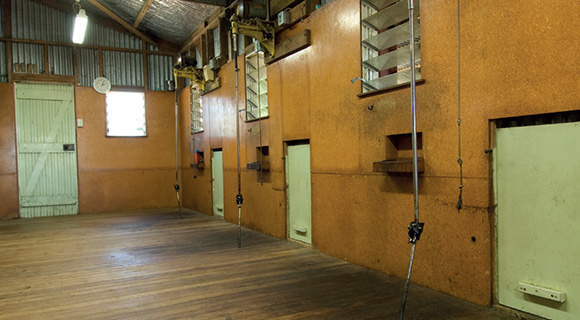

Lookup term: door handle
[63,144,75,151]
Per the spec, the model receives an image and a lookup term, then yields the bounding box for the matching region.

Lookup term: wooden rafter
[133,0,154,28]
[85,0,157,46]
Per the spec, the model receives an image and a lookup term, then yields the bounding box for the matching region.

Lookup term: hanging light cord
[174,75,182,218]
[456,0,463,212]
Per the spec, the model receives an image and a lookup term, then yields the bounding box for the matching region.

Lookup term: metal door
[495,122,580,319]
[15,83,78,218]
[286,143,312,244]
[212,150,224,217]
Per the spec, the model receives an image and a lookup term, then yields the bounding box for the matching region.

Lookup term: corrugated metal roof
[137,0,218,45]
[47,0,222,48]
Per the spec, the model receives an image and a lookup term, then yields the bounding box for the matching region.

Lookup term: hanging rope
[398,1,424,319]
[456,0,464,212]
[173,75,182,218]
[233,32,244,248]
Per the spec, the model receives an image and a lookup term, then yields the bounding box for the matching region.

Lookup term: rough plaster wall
[179,0,580,306]
[75,87,177,213]
[0,84,19,219]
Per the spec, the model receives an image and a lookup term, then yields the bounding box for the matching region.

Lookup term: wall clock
[93,77,111,94]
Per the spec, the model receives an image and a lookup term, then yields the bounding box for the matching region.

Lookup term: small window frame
[105,90,147,137]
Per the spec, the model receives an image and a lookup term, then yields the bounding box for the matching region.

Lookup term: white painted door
[495,122,580,319]
[15,83,78,218]
[212,150,224,217]
[286,144,312,244]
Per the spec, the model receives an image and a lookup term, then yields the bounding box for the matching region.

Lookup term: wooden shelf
[373,157,424,174]
[247,161,270,171]
[190,162,204,170]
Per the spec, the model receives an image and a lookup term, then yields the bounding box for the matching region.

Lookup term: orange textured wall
[179,0,580,306]
[0,84,19,219]
[75,87,177,213]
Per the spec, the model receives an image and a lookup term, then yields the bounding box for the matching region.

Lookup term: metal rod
[191,86,198,179]
[257,52,264,185]
[233,32,242,248]
[456,0,464,211]
[174,75,182,218]
[399,1,418,318]
[398,243,416,320]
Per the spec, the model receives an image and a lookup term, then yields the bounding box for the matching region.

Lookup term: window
[191,87,203,133]
[245,43,268,121]
[360,0,421,93]
[106,91,146,137]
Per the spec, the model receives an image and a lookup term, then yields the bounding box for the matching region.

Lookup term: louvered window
[245,45,268,121]
[361,0,421,93]
[191,87,203,133]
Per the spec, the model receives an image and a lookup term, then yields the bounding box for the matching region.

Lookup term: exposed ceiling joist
[179,0,230,7]
[85,0,157,46]
[133,0,154,28]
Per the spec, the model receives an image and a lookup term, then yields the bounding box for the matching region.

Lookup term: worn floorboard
[0,209,518,319]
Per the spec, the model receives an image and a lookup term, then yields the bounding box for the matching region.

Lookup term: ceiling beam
[178,0,230,6]
[85,0,157,46]
[133,0,154,28]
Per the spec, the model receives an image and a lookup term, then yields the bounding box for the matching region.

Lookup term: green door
[15,83,78,218]
[495,122,580,319]
[286,143,311,244]
[212,150,224,217]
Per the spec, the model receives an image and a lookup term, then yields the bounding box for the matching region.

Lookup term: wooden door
[286,143,312,244]
[15,83,78,218]
[495,122,580,319]
[212,150,224,217]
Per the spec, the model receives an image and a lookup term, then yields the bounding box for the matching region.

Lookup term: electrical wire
[456,0,464,212]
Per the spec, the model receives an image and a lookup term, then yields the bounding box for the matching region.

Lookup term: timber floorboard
[0,208,518,320]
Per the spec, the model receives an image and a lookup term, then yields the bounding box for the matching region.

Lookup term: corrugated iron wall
[0,0,5,37]
[147,43,161,52]
[4,0,176,90]
[12,43,44,74]
[147,55,173,91]
[103,50,144,87]
[85,23,142,50]
[0,42,7,82]
[12,0,73,42]
[77,48,99,87]
[48,46,74,76]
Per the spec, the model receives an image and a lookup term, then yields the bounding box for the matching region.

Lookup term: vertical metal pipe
[257,53,263,185]
[409,2,419,223]
[233,32,242,248]
[174,73,182,218]
[399,1,419,319]
[398,243,416,320]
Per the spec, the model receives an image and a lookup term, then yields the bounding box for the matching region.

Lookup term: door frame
[489,110,580,313]
[284,139,311,243]
[14,81,80,218]
[211,148,224,218]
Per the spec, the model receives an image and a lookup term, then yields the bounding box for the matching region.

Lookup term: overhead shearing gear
[173,56,206,92]
[230,0,276,56]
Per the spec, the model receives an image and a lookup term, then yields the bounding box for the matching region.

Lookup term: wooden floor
[0,209,518,320]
